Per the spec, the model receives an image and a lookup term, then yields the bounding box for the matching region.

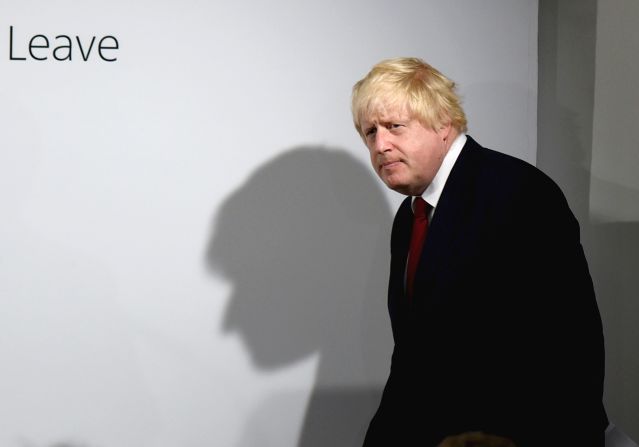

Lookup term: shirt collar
[412,133,466,213]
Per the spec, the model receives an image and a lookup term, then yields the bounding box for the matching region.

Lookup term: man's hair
[351,57,468,136]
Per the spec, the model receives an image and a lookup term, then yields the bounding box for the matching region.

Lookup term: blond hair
[351,57,467,136]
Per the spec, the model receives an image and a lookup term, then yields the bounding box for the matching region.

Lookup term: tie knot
[413,197,429,219]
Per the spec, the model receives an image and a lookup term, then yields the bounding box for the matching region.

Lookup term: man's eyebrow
[363,125,376,135]
[379,118,401,126]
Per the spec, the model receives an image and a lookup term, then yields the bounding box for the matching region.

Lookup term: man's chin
[381,176,407,194]
[384,180,416,196]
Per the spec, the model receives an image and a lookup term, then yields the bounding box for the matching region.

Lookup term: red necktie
[406,197,430,301]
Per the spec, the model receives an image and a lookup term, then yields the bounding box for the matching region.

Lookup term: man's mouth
[380,160,401,170]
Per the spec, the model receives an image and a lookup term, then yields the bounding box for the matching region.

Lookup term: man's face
[360,108,451,196]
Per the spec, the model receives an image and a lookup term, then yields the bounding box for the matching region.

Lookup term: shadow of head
[206,147,392,371]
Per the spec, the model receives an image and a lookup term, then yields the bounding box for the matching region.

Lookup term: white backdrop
[1,1,538,446]
[590,0,639,440]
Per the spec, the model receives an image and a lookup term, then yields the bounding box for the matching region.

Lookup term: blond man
[352,58,607,447]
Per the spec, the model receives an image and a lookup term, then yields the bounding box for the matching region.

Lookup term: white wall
[538,0,639,442]
[590,0,639,223]
[590,0,639,441]
[0,2,538,446]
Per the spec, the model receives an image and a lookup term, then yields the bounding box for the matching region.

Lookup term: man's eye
[390,123,403,129]
[365,128,377,137]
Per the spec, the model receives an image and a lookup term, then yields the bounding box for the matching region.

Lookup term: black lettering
[9,26,26,61]
[53,35,72,61]
[29,34,49,61]
[9,28,119,63]
[98,35,118,62]
[76,35,96,61]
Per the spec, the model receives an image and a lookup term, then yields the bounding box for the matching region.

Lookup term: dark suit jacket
[363,136,607,447]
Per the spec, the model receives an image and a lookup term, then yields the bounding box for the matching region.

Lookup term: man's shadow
[206,147,393,446]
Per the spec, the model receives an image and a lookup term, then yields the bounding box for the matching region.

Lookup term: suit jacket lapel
[411,137,482,304]
[388,197,413,338]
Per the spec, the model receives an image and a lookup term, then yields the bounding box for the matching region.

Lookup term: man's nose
[374,129,391,153]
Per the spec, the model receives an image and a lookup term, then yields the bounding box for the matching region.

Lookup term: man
[351,58,607,447]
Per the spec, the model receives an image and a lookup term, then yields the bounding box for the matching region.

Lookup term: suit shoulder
[475,145,539,181]
[470,142,563,201]
[463,139,576,231]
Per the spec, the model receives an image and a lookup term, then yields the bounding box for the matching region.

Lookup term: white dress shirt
[412,133,467,220]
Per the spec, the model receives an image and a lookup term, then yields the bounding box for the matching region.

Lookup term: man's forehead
[361,103,411,124]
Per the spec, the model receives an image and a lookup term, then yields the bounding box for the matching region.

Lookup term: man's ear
[439,120,453,142]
